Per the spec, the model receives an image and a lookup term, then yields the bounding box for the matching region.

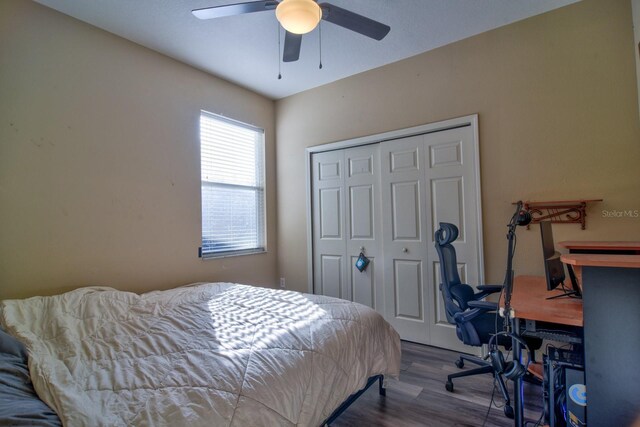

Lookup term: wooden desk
[503,276,584,427]
[505,275,583,327]
[559,240,640,255]
[561,253,640,269]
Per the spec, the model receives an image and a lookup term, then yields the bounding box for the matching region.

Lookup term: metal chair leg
[446,364,494,392]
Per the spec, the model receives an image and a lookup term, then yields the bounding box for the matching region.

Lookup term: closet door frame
[305,114,484,294]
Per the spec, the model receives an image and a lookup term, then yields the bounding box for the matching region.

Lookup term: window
[199,111,265,258]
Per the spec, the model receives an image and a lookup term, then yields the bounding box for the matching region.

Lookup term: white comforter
[0,283,401,426]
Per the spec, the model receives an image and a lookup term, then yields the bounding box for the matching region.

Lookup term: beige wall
[0,1,278,299]
[276,0,640,293]
[2,0,639,300]
[634,0,640,118]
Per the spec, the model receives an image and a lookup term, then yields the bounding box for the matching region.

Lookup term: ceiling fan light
[276,0,321,35]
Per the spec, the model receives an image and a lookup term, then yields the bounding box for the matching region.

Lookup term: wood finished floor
[332,341,543,427]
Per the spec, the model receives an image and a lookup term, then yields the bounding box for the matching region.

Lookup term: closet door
[311,121,483,353]
[424,126,483,353]
[311,145,381,309]
[380,135,431,344]
[344,145,382,310]
[380,126,483,353]
[311,150,346,299]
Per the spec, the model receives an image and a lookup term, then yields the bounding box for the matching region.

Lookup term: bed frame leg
[378,375,386,396]
[322,374,386,425]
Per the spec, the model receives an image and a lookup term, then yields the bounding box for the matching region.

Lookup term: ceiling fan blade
[283,31,302,62]
[319,3,390,41]
[192,1,278,20]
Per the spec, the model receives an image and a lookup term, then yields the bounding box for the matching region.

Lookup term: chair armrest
[453,307,488,324]
[476,285,503,293]
[472,284,503,301]
[467,300,498,311]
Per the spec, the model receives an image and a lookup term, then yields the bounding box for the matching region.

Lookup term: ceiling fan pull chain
[277,22,282,79]
[318,18,323,69]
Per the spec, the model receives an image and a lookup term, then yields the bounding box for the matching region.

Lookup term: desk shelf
[515,199,603,230]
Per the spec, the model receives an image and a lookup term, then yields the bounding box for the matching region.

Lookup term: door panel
[351,256,376,309]
[312,151,346,301]
[393,260,423,319]
[390,149,419,172]
[319,161,341,180]
[429,140,462,168]
[312,146,381,311]
[431,177,465,241]
[381,135,430,344]
[381,127,482,353]
[320,255,342,298]
[391,182,421,240]
[424,127,483,354]
[349,156,373,177]
[349,185,374,239]
[319,188,342,239]
[345,145,381,309]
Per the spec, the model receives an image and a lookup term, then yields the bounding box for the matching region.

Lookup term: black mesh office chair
[434,222,539,419]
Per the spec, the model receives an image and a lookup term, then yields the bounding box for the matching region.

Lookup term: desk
[507,257,640,427]
[562,254,640,289]
[562,254,640,427]
[561,253,640,269]
[558,243,640,288]
[503,276,583,427]
[559,240,640,255]
[505,275,582,327]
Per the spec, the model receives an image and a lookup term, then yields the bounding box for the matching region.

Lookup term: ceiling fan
[192,0,391,63]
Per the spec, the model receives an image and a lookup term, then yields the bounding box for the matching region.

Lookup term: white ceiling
[34,0,579,100]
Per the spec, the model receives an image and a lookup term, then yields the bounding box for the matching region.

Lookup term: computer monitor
[539,221,581,299]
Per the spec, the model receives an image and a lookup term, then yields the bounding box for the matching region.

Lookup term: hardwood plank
[331,341,543,427]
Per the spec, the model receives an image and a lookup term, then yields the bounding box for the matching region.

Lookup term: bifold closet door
[311,124,483,353]
[380,135,431,344]
[381,126,483,353]
[311,146,382,310]
[424,126,483,353]
[311,150,346,299]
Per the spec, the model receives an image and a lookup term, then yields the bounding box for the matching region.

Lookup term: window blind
[200,111,265,258]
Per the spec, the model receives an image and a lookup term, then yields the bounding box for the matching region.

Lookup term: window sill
[201,248,267,260]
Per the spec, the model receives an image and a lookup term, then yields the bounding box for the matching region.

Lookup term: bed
[0,282,401,426]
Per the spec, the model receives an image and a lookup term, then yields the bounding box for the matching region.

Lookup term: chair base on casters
[445,354,514,419]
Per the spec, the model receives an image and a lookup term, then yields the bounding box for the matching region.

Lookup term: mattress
[0,283,401,426]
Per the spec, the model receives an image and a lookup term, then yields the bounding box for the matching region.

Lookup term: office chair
[434,222,540,419]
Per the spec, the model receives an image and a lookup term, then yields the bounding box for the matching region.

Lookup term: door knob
[360,246,365,252]
[402,247,408,253]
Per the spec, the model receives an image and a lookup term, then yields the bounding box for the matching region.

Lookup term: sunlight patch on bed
[207,287,327,353]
